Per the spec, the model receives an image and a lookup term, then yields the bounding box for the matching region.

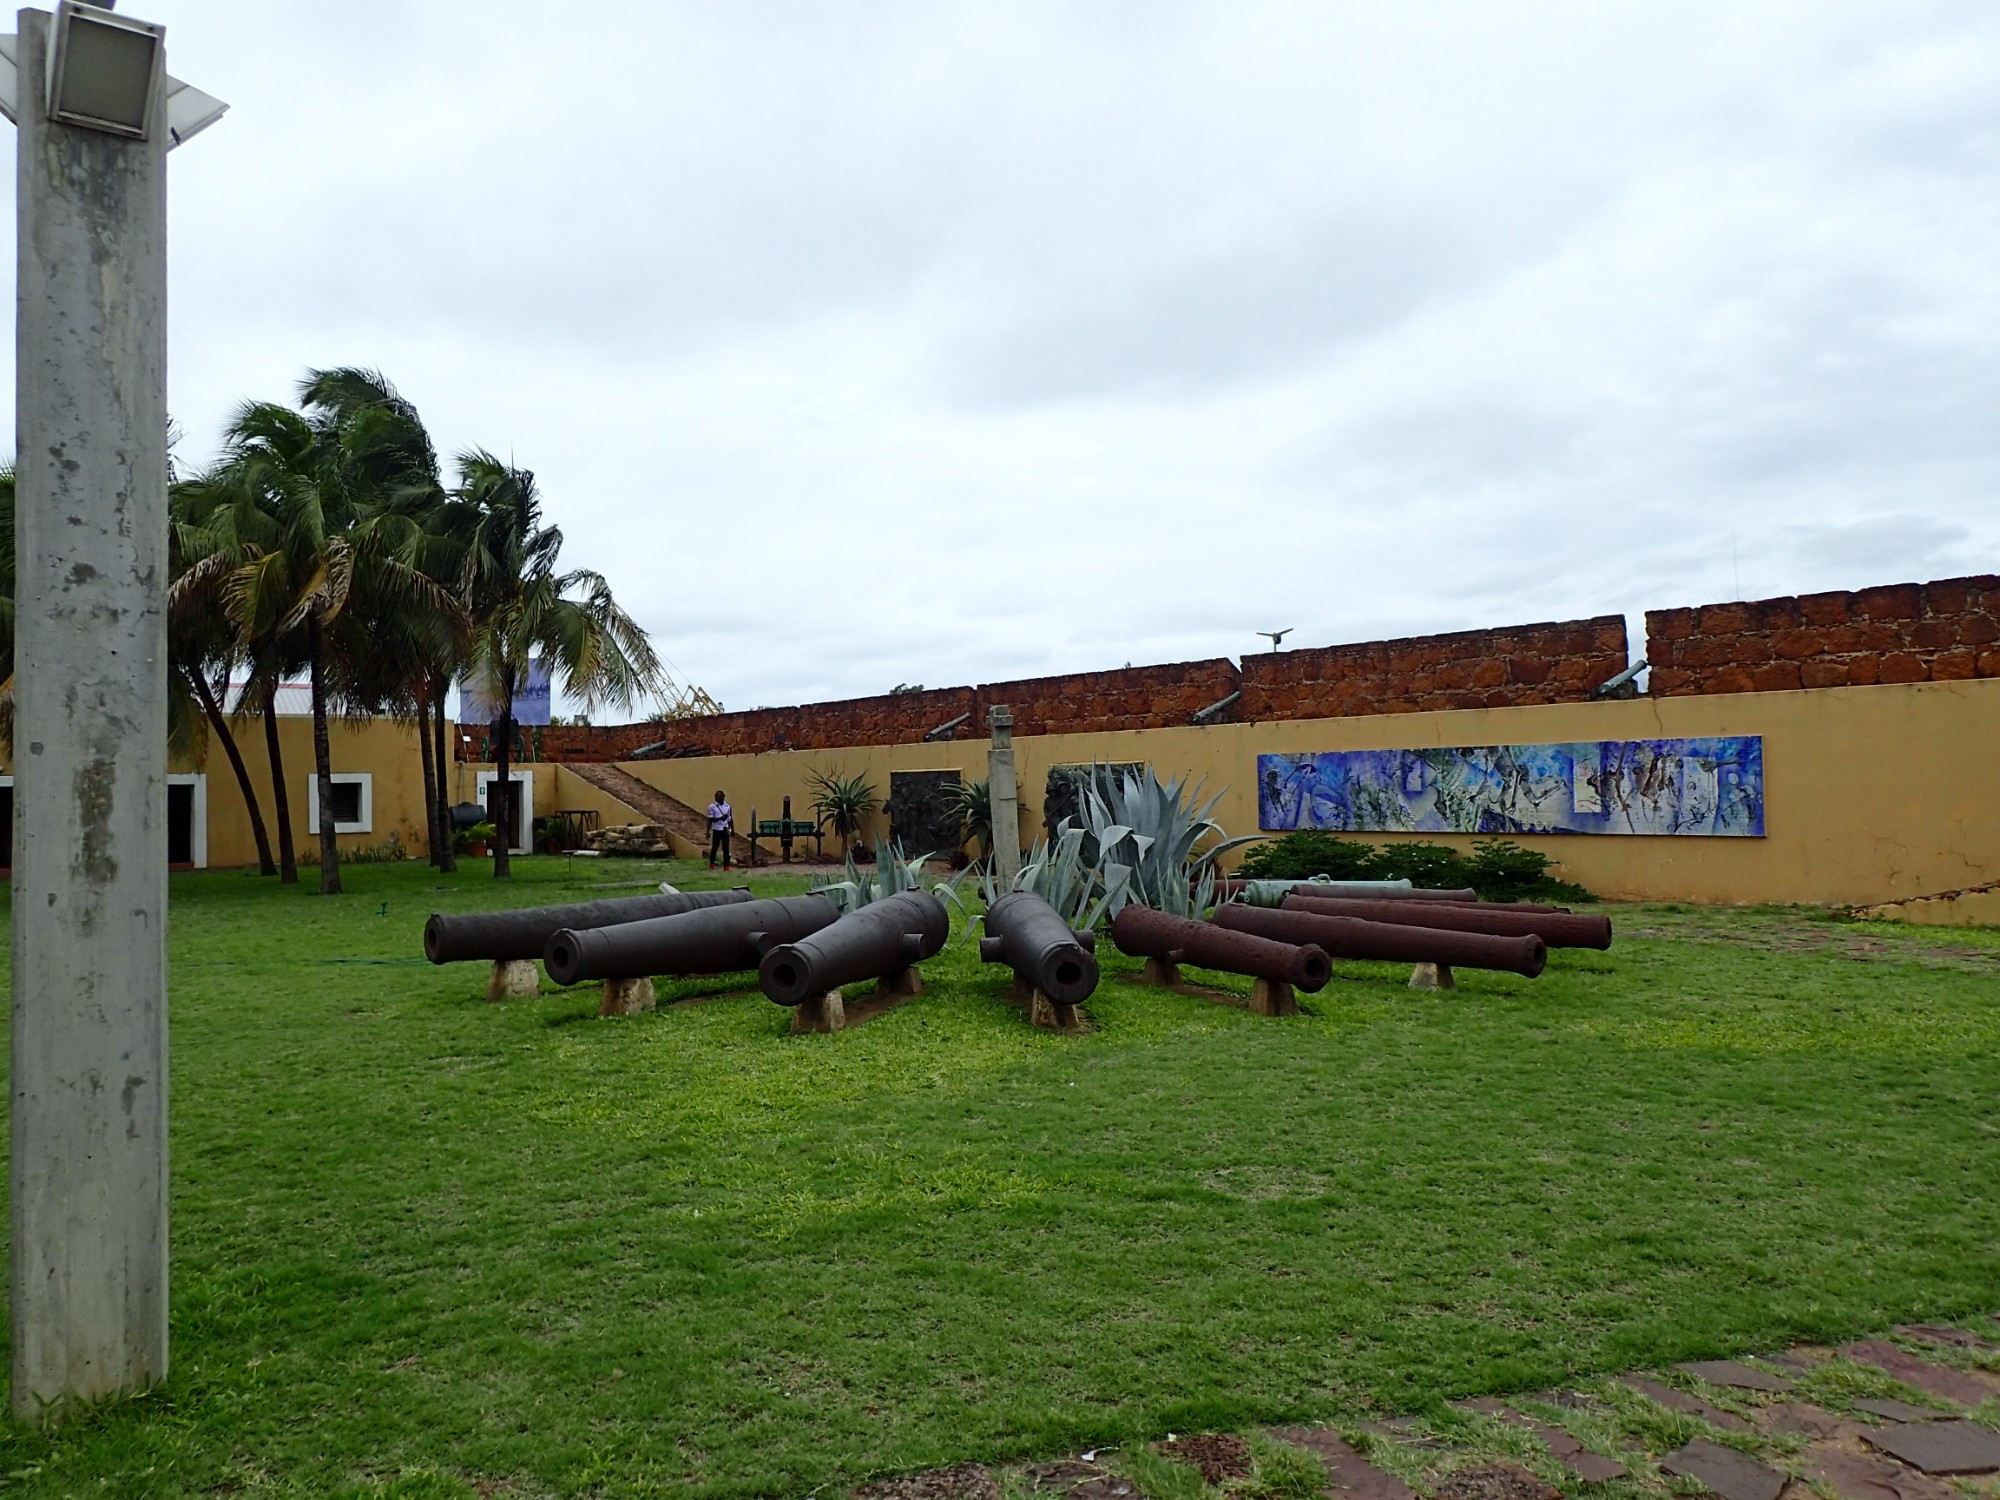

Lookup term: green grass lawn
[2,857,1997,1498]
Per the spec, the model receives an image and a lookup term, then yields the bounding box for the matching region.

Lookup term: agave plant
[813,835,964,915]
[1079,764,1259,919]
[979,763,1255,927]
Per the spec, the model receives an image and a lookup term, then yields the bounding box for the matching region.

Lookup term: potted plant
[456,820,498,858]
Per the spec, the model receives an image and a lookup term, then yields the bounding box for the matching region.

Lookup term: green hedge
[1235,832,1595,904]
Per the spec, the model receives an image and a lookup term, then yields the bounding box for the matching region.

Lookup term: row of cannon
[422,877,1612,1031]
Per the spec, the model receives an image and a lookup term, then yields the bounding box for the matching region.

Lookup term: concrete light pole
[988,705,1022,885]
[4,2,223,1420]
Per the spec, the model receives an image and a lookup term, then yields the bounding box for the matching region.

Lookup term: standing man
[706,790,734,870]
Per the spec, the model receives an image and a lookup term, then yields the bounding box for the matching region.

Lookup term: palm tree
[450,452,666,877]
[168,477,278,876]
[297,369,461,873]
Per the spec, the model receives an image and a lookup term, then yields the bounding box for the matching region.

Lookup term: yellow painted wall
[593,679,2000,907]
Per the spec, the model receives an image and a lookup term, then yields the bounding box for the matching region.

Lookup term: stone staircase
[565,763,713,850]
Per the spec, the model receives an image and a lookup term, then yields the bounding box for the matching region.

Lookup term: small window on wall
[305,773,373,835]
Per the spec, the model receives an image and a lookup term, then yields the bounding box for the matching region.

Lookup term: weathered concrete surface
[10,10,172,1420]
[987,705,1021,884]
[487,959,540,1002]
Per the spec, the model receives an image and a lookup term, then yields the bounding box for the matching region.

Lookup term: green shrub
[1234,831,1595,903]
[1236,831,1379,881]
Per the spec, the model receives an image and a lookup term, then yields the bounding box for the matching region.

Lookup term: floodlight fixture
[45,0,162,139]
[0,12,225,147]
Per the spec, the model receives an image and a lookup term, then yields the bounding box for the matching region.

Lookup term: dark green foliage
[1234,831,1380,881]
[1236,833,1595,902]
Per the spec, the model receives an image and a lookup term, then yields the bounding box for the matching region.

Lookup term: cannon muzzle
[979,890,1100,1005]
[758,889,951,1005]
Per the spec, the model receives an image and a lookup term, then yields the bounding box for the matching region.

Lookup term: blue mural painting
[1257,737,1764,837]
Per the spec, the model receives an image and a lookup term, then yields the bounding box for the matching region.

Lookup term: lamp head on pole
[0,4,226,147]
[45,0,161,139]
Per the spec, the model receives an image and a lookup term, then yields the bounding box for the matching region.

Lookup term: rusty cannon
[1214,902,1546,987]
[1213,878,1480,904]
[1280,892,1612,950]
[758,888,951,1033]
[978,890,1100,1032]
[425,887,753,1001]
[1109,903,1330,1016]
[543,894,841,1016]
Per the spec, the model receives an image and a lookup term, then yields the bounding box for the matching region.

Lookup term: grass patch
[0,860,1996,1496]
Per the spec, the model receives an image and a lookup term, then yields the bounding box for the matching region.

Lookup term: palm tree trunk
[307,611,343,895]
[193,670,276,876]
[492,681,514,879]
[263,677,299,884]
[416,692,439,867]
[431,676,457,873]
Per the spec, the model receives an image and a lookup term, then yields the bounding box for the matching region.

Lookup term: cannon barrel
[1214,902,1546,977]
[544,895,840,986]
[978,891,1100,1004]
[1280,893,1612,949]
[759,889,951,1006]
[1215,880,1478,903]
[423,888,752,964]
[1110,904,1331,991]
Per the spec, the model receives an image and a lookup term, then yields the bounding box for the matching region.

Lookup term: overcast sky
[15,2,1997,713]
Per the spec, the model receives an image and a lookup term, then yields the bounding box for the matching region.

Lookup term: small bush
[1235,832,1594,903]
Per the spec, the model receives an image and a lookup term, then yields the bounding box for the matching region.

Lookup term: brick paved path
[851,1319,2000,1500]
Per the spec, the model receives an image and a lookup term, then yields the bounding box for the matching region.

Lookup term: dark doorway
[887,770,962,859]
[168,782,195,868]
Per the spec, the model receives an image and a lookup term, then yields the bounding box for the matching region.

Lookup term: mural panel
[1257,737,1764,837]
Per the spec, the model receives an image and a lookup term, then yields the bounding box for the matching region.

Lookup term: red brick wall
[1237,616,1628,720]
[534,687,978,762]
[1646,575,2000,696]
[973,659,1242,737]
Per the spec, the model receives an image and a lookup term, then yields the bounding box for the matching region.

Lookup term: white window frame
[473,769,535,855]
[305,772,373,835]
[166,772,208,868]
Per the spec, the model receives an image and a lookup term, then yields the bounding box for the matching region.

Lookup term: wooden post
[1409,962,1455,991]
[791,990,846,1033]
[599,977,656,1017]
[1029,989,1084,1032]
[1139,956,1182,989]
[1248,977,1299,1016]
[876,966,924,999]
[487,959,540,1002]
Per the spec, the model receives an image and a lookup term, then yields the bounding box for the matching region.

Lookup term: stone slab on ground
[1795,1443,1959,1500]
[1759,1402,1874,1441]
[1863,1421,2000,1475]
[853,1462,999,1500]
[1022,1461,1135,1499]
[1894,1324,1998,1351]
[1268,1428,1418,1500]
[1616,1376,1753,1431]
[1852,1398,1948,1424]
[1431,1462,1560,1500]
[1676,1360,1795,1393]
[1660,1439,1787,1500]
[1839,1340,1993,1406]
[1512,1414,1629,1483]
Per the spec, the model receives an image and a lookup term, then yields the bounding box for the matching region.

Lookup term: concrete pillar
[987,704,1022,885]
[11,10,173,1419]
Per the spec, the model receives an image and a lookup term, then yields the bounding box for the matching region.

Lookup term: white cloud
[10,0,1996,711]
